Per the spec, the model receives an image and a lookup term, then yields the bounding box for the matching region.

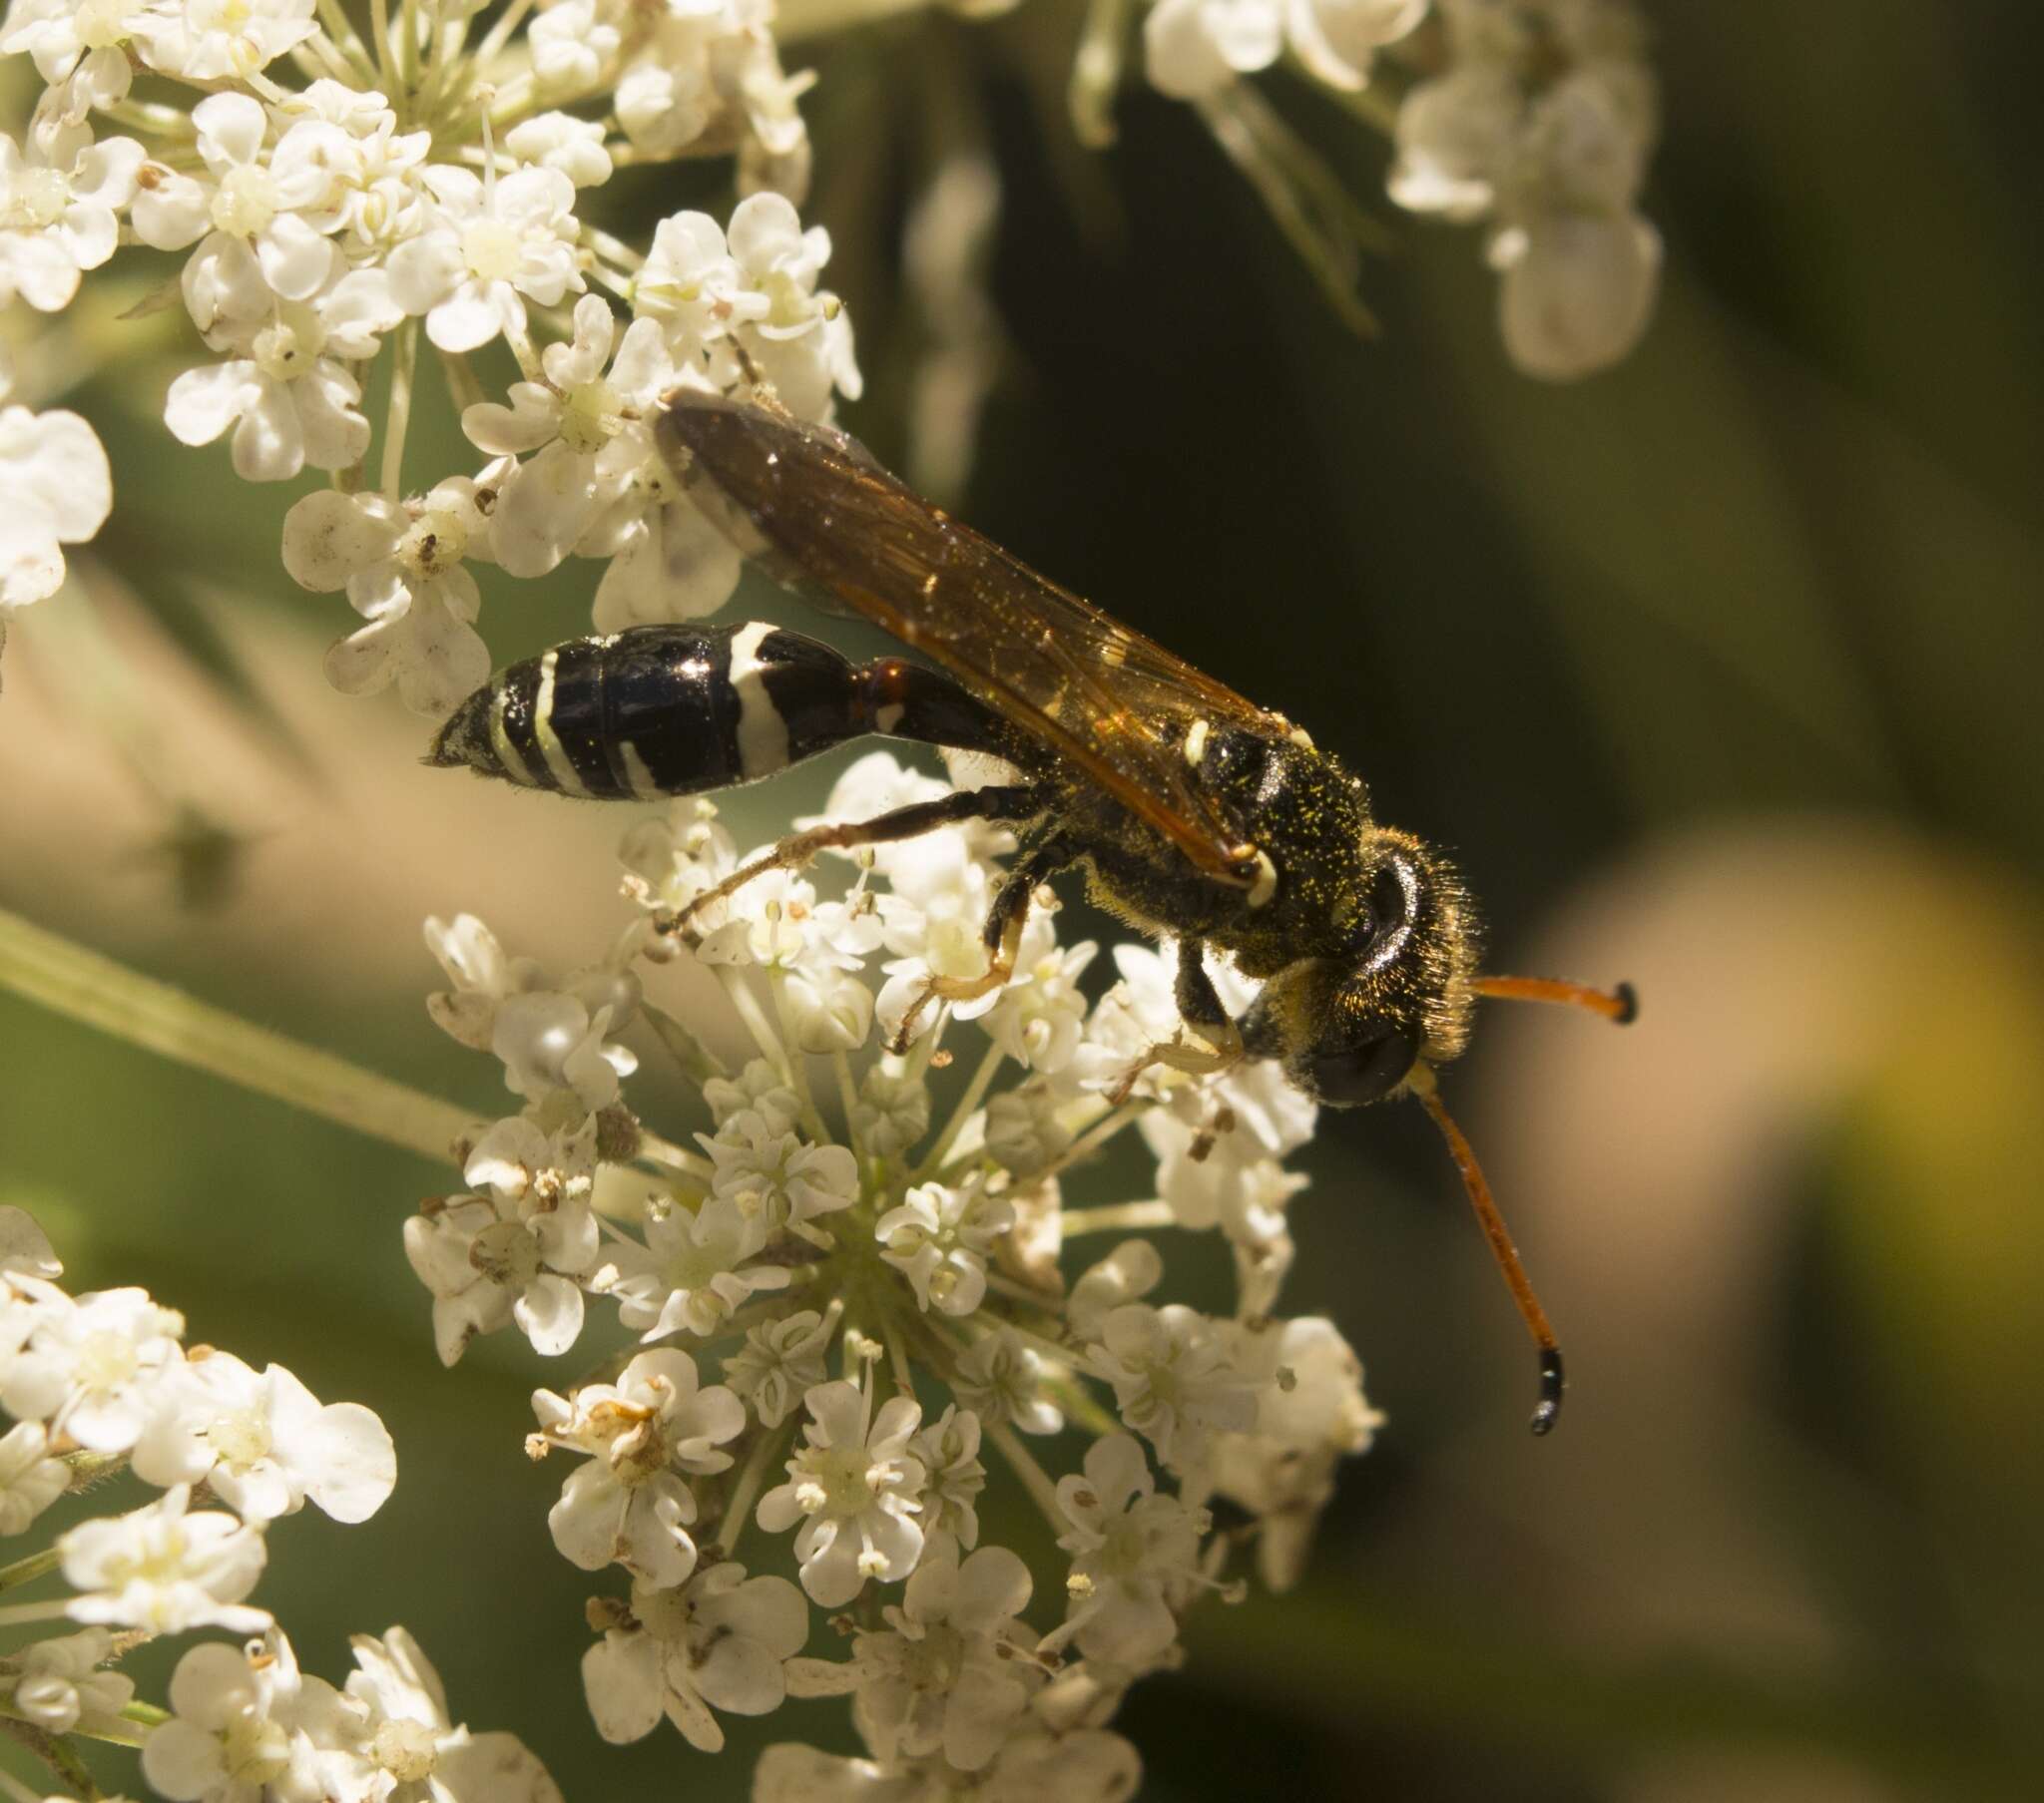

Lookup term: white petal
[256,214,336,302]
[298,1400,397,1523]
[513,1272,586,1356]
[230,377,306,482]
[164,360,255,448]
[582,1635,663,1744]
[280,490,397,591]
[1498,212,1661,381]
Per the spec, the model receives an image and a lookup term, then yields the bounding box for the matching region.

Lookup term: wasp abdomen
[430,621,1013,799]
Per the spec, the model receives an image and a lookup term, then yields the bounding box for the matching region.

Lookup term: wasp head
[1240,829,1480,1107]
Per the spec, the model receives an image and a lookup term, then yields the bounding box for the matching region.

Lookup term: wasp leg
[889,835,1078,1052]
[1108,939,1246,1105]
[671,784,1048,931]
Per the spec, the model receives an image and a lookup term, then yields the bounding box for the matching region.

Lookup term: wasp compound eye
[1307,1017,1420,1107]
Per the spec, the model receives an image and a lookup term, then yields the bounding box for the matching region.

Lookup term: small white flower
[854,1066,932,1158]
[1495,209,1661,380]
[633,206,746,359]
[1208,1316,1383,1589]
[0,1418,70,1533]
[1047,1434,1206,1668]
[528,0,623,92]
[133,0,316,80]
[757,1378,927,1607]
[1142,0,1282,102]
[0,1283,184,1452]
[725,191,862,417]
[61,1485,271,1635]
[1067,1240,1164,1344]
[0,1204,62,1278]
[504,112,614,189]
[582,1564,807,1753]
[0,127,141,312]
[0,397,112,609]
[1286,0,1424,90]
[164,259,398,481]
[463,294,677,580]
[280,470,504,718]
[700,1056,803,1132]
[423,913,540,1052]
[611,6,733,159]
[388,165,583,353]
[877,1177,1013,1317]
[1084,1302,1261,1474]
[130,94,334,302]
[128,1349,397,1525]
[267,82,430,257]
[9,1628,134,1733]
[953,1327,1063,1437]
[910,1404,986,1557]
[491,990,638,1113]
[603,1193,791,1339]
[403,1116,601,1363]
[1143,1054,1313,1241]
[1389,61,1525,219]
[700,1109,859,1236]
[345,1626,561,1803]
[830,1543,1043,1771]
[534,1348,745,1586]
[1,0,143,102]
[139,1634,347,1803]
[725,1308,834,1428]
[985,936,1097,1072]
[984,1076,1075,1174]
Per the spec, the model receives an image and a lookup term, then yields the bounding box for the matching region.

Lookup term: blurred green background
[5,3,2042,1798]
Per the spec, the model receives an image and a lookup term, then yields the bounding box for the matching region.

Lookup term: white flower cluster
[1133,0,1661,377]
[1145,0,1424,102]
[0,1205,550,1801]
[1389,0,1661,378]
[0,346,111,619]
[411,749,1384,1792]
[0,0,852,713]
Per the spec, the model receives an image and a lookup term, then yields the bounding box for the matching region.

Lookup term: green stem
[0,1550,60,1595]
[370,0,398,94]
[986,1420,1063,1530]
[381,318,419,500]
[0,908,475,1168]
[0,1716,101,1799]
[313,0,378,83]
[774,0,934,44]
[714,1419,789,1563]
[911,1038,1006,1181]
[1058,1198,1176,1236]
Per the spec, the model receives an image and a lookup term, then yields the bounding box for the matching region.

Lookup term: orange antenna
[1408,1067,1565,1435]
[1475,974,1638,1026]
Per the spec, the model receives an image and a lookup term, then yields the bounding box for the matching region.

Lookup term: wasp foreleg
[1107,938,1246,1105]
[671,784,1048,933]
[888,834,1079,1052]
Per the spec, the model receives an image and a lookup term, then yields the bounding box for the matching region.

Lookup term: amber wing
[657,392,1282,882]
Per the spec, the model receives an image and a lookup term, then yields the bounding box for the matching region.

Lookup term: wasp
[431,389,1635,1432]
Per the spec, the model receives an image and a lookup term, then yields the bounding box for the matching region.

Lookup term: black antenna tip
[1530,1347,1566,1436]
[1612,982,1640,1027]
